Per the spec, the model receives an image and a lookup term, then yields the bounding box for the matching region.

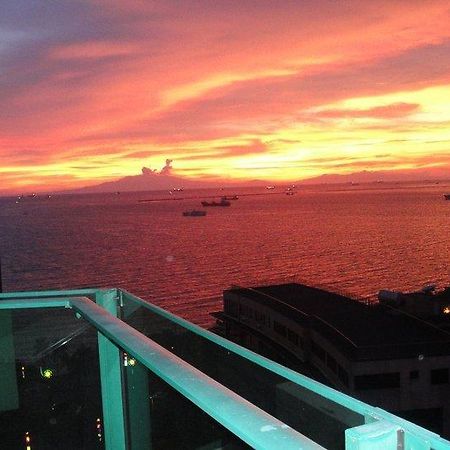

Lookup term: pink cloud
[1,0,450,191]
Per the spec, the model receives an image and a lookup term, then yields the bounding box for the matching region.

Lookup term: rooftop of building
[224,283,450,360]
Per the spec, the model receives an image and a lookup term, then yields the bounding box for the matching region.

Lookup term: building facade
[220,283,450,437]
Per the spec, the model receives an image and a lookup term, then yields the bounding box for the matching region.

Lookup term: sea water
[0,182,449,328]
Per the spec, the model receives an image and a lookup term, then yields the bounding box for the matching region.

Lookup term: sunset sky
[1,1,450,194]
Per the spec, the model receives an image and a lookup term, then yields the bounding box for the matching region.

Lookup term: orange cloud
[1,1,450,192]
[316,103,420,119]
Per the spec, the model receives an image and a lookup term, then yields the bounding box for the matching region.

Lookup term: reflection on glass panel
[0,308,104,450]
[121,298,364,450]
[121,348,251,450]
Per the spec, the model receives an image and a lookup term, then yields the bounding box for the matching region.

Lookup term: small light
[96,418,103,442]
[42,368,53,379]
[443,306,450,314]
[25,432,31,449]
[123,353,136,367]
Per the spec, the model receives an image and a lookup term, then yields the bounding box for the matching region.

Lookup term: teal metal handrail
[73,296,324,450]
[0,287,102,299]
[120,290,369,413]
[0,291,324,450]
[1,288,450,450]
[120,289,450,450]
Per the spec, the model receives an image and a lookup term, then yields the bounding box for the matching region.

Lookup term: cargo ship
[182,210,206,216]
[201,198,231,207]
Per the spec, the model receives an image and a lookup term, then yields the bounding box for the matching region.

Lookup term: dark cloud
[160,158,173,174]
[70,165,104,170]
[142,167,158,175]
[142,158,173,176]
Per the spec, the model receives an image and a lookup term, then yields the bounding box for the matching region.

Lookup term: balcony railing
[1,288,449,450]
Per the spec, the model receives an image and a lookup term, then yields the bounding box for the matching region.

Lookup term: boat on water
[444,194,450,200]
[222,195,239,200]
[201,198,231,207]
[182,210,206,216]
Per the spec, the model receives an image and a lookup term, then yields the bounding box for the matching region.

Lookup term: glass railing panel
[0,307,104,450]
[121,347,252,450]
[120,294,364,450]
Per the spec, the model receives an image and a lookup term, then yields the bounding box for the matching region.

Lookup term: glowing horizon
[1,1,450,194]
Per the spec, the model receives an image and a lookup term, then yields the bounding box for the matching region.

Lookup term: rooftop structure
[221,283,450,439]
[224,283,450,360]
[1,287,450,450]
[378,286,450,327]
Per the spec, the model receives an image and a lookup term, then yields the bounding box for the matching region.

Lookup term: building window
[431,368,449,385]
[311,341,326,361]
[354,372,400,390]
[287,329,299,346]
[226,301,238,317]
[409,370,419,380]
[255,311,268,327]
[326,354,337,373]
[273,321,286,337]
[240,304,253,320]
[338,365,349,387]
[255,311,262,321]
[299,337,304,349]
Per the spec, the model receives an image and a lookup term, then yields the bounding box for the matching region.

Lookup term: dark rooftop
[225,283,450,361]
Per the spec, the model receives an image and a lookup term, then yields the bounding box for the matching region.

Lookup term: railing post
[125,361,151,450]
[95,289,127,450]
[345,420,401,450]
[119,290,152,450]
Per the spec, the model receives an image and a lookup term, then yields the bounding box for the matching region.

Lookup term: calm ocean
[0,182,449,328]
